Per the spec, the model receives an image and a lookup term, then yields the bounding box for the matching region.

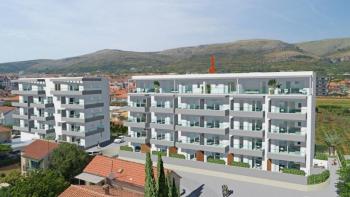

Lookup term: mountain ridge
[1,38,350,74]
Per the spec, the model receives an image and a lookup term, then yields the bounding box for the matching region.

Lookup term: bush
[315,144,328,154]
[0,157,20,168]
[207,158,225,165]
[282,168,306,176]
[315,153,328,161]
[307,170,330,185]
[120,146,133,152]
[152,151,166,156]
[232,161,250,168]
[337,149,347,167]
[169,153,185,159]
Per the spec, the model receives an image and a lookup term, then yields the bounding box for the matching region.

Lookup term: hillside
[1,38,350,74]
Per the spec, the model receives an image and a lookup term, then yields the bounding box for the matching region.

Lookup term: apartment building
[125,72,316,175]
[11,77,110,148]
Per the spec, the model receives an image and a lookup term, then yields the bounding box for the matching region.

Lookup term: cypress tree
[145,152,156,197]
[170,177,179,197]
[157,153,168,197]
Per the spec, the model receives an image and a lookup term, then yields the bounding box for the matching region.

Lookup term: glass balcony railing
[152,119,173,125]
[271,146,303,156]
[129,102,146,107]
[231,106,263,112]
[233,144,263,150]
[178,122,200,127]
[234,125,263,131]
[178,138,200,144]
[128,117,146,123]
[154,103,173,108]
[271,107,302,113]
[205,122,226,129]
[270,127,302,135]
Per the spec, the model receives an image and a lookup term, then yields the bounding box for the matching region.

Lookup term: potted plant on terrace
[153,81,160,93]
[268,79,277,94]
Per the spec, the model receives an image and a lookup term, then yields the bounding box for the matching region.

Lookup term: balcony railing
[128,117,146,123]
[129,102,146,107]
[231,106,263,112]
[270,127,302,135]
[234,125,263,132]
[271,108,302,113]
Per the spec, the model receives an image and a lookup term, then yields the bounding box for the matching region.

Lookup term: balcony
[124,118,149,128]
[150,138,175,146]
[30,102,54,108]
[13,125,30,132]
[51,89,101,96]
[125,103,148,113]
[267,151,306,163]
[11,90,45,95]
[176,106,228,117]
[150,104,174,113]
[62,127,104,137]
[12,113,30,120]
[230,146,264,157]
[230,107,264,118]
[12,102,30,108]
[61,114,104,123]
[267,112,306,121]
[61,102,104,110]
[176,123,229,135]
[31,115,54,121]
[124,135,149,144]
[150,120,174,130]
[230,126,264,138]
[31,127,55,135]
[268,127,306,142]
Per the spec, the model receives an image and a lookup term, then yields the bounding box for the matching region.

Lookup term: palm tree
[323,132,342,156]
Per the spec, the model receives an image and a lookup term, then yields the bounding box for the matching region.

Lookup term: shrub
[338,149,347,167]
[315,144,328,154]
[232,161,250,168]
[120,146,133,152]
[207,158,225,165]
[307,170,330,185]
[0,157,20,168]
[169,153,185,159]
[315,153,328,161]
[282,168,306,176]
[152,151,166,156]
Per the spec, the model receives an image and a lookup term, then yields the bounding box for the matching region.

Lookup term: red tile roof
[84,155,169,188]
[22,140,59,160]
[0,106,15,114]
[59,185,143,197]
[0,125,11,133]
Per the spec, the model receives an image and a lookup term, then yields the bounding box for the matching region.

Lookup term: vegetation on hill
[1,38,350,74]
[316,98,350,154]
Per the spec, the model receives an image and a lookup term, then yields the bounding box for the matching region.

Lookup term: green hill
[1,38,350,74]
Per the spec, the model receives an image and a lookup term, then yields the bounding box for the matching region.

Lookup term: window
[298,103,302,108]
[297,122,301,127]
[55,84,61,91]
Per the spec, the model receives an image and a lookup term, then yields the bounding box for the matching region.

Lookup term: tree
[169,177,179,197]
[9,170,69,197]
[49,143,90,182]
[337,165,350,197]
[110,122,127,138]
[2,101,12,107]
[157,153,168,197]
[323,132,342,156]
[0,144,11,156]
[144,152,156,197]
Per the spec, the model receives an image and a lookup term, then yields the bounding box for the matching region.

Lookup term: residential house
[0,106,16,126]
[21,139,59,175]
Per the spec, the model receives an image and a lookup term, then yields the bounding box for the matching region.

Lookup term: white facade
[12,77,110,148]
[125,71,316,175]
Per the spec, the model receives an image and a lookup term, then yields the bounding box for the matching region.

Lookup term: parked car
[114,137,124,144]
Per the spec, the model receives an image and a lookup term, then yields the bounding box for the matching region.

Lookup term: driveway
[179,158,339,197]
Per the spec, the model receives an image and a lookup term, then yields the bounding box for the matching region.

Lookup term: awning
[75,173,105,184]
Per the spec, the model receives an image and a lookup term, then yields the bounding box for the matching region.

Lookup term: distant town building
[11,77,110,148]
[0,106,16,125]
[316,76,329,96]
[21,139,59,175]
[0,76,18,90]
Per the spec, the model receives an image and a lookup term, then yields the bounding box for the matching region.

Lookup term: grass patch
[152,151,166,156]
[120,145,133,152]
[169,153,185,159]
[307,170,330,185]
[282,168,306,176]
[314,153,328,161]
[231,161,250,168]
[207,158,226,165]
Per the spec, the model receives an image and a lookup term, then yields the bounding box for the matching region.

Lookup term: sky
[0,0,349,63]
